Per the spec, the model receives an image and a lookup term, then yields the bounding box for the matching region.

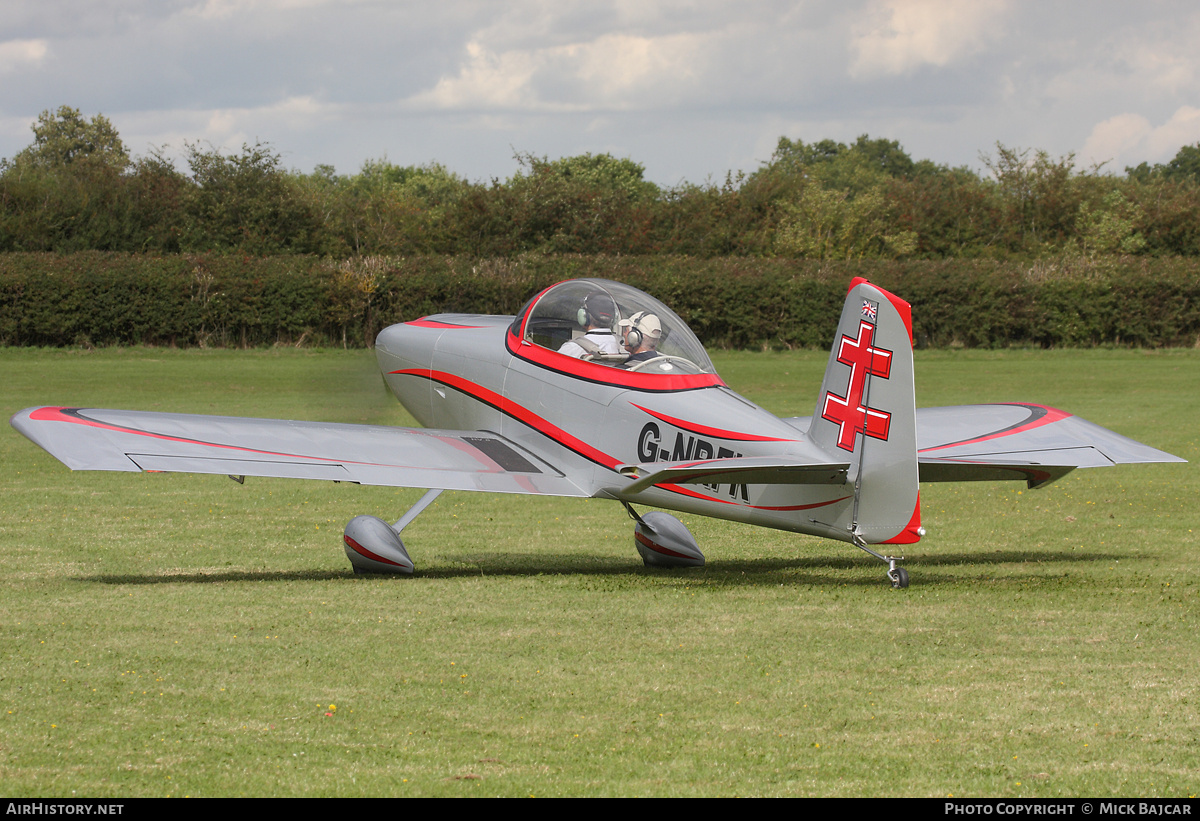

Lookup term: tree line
[3,105,1200,259]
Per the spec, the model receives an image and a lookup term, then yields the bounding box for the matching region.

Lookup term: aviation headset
[577,293,617,328]
[623,311,662,351]
[624,311,646,350]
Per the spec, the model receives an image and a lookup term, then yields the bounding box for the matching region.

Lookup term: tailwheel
[849,531,909,589]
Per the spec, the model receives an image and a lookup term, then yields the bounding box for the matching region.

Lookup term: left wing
[10,406,588,497]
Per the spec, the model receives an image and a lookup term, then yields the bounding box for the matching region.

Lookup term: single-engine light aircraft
[11,278,1185,587]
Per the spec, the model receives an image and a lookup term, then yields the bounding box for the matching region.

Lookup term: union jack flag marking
[861,299,878,322]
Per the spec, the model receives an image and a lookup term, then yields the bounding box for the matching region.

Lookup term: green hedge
[2,253,1198,349]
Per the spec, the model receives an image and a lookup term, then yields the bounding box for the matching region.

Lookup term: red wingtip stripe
[918,404,1073,454]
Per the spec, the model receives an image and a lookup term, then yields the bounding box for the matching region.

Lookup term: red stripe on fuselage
[631,404,796,442]
[389,369,623,470]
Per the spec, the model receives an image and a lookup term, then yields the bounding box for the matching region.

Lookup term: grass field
[1,346,1196,797]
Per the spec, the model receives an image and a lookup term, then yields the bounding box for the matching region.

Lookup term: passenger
[558,293,621,359]
[619,311,662,367]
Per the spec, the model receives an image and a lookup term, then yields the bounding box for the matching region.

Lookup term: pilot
[558,293,621,359]
[619,311,662,366]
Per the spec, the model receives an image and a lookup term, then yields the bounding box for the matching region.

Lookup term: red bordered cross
[821,321,893,451]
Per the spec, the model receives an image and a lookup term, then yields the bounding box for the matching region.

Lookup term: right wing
[10,406,589,497]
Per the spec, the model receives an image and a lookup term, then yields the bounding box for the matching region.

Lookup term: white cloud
[408,30,706,112]
[0,38,49,73]
[411,40,548,111]
[848,0,1008,78]
[1145,105,1200,159]
[1081,106,1200,170]
[1079,113,1152,170]
[572,32,703,99]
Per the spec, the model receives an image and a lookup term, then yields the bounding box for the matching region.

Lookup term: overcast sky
[3,0,1199,186]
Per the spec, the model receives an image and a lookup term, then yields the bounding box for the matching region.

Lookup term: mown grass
[1,347,1196,797]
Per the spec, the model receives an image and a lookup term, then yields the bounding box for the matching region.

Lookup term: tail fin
[808,278,921,545]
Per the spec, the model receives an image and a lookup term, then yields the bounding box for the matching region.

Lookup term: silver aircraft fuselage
[376,314,855,542]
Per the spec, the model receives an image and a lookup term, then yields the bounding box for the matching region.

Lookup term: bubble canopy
[507,279,717,381]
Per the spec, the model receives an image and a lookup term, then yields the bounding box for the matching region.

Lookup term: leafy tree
[1124,176,1200,255]
[488,152,658,253]
[1127,143,1200,185]
[511,152,659,200]
[14,105,130,171]
[887,163,1002,258]
[849,135,916,178]
[755,135,914,185]
[981,144,1083,253]
[127,147,189,252]
[1161,143,1200,183]
[774,186,917,260]
[766,137,847,173]
[304,159,469,255]
[182,141,323,254]
[0,106,138,251]
[1076,189,1147,255]
[651,174,760,256]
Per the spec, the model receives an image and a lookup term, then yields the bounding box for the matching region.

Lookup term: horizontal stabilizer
[618,455,850,495]
[783,402,1183,488]
[917,458,1079,489]
[915,404,1184,487]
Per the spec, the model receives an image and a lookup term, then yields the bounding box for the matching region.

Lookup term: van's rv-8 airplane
[11,278,1184,588]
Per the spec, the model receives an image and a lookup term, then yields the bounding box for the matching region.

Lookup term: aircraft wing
[10,406,589,497]
[784,403,1185,489]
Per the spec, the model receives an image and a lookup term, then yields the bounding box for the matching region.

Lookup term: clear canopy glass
[511,279,716,376]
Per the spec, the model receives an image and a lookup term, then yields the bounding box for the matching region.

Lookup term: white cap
[619,311,662,338]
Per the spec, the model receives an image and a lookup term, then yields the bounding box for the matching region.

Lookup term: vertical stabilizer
[808,278,921,545]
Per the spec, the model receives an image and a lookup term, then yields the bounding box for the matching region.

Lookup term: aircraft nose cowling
[634,511,705,568]
[344,515,414,575]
